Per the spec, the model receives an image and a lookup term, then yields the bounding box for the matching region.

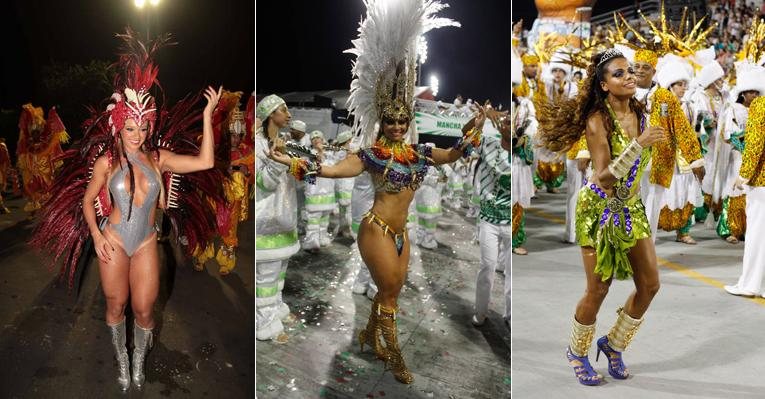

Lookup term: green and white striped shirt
[476,135,511,224]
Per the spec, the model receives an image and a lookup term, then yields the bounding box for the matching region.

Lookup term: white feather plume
[345,0,460,148]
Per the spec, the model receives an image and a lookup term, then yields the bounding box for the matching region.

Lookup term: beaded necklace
[359,136,433,192]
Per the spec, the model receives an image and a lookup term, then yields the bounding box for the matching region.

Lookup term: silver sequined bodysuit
[107,153,160,256]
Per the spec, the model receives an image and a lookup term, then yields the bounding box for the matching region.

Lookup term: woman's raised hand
[203,86,223,117]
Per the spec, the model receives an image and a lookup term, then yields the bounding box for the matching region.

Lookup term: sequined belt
[362,211,407,256]
[583,157,641,235]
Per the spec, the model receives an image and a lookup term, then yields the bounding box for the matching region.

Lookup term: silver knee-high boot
[108,319,131,391]
[132,322,154,388]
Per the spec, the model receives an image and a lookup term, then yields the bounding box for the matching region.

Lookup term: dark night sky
[256,0,511,108]
[513,0,639,29]
[1,0,254,109]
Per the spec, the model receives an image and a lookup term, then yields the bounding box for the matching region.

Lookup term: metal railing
[590,0,661,27]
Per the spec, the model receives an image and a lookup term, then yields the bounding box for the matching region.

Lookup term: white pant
[475,220,512,319]
[496,240,508,273]
[417,217,438,248]
[504,248,511,319]
[303,210,331,249]
[333,203,352,235]
[736,187,765,293]
[641,175,666,242]
[256,259,288,338]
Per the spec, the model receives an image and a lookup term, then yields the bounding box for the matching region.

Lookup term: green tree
[41,60,114,141]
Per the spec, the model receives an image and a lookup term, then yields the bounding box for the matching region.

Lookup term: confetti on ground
[257,207,507,398]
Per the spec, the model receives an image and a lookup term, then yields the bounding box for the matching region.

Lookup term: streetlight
[133,0,160,40]
[430,75,439,97]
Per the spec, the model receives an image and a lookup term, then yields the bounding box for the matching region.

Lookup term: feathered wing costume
[193,90,255,274]
[16,104,70,212]
[30,28,224,292]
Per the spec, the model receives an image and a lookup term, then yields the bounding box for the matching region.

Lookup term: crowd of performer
[512,0,765,387]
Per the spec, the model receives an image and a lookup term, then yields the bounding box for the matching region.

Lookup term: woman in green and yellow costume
[540,49,667,386]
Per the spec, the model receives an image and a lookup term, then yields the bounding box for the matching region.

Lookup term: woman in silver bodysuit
[81,84,221,390]
[28,29,226,392]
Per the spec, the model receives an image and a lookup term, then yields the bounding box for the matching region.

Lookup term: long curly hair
[538,51,645,153]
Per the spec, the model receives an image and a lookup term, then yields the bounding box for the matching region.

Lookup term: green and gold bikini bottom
[362,211,407,256]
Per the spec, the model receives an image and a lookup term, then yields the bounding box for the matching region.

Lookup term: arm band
[607,139,643,179]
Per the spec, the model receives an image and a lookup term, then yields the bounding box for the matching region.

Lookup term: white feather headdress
[345,0,460,147]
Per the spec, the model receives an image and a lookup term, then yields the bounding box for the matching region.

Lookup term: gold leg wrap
[658,204,695,232]
[358,298,388,361]
[569,317,596,357]
[512,203,523,237]
[377,304,414,384]
[606,308,643,352]
[728,195,747,239]
[537,160,565,182]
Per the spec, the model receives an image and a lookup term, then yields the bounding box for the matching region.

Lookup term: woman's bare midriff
[368,190,416,232]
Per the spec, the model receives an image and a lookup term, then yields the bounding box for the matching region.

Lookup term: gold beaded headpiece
[375,59,417,122]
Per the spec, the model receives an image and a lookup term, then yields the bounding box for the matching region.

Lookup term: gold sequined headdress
[522,54,540,66]
[375,59,417,123]
[607,1,715,60]
[738,18,765,64]
[345,0,460,147]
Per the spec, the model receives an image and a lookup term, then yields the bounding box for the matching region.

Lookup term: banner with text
[414,111,500,138]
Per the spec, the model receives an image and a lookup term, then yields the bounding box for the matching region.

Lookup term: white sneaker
[420,238,438,249]
[471,314,486,327]
[319,235,332,247]
[351,281,368,295]
[256,319,284,341]
[276,302,291,321]
[724,285,756,297]
[366,284,378,300]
